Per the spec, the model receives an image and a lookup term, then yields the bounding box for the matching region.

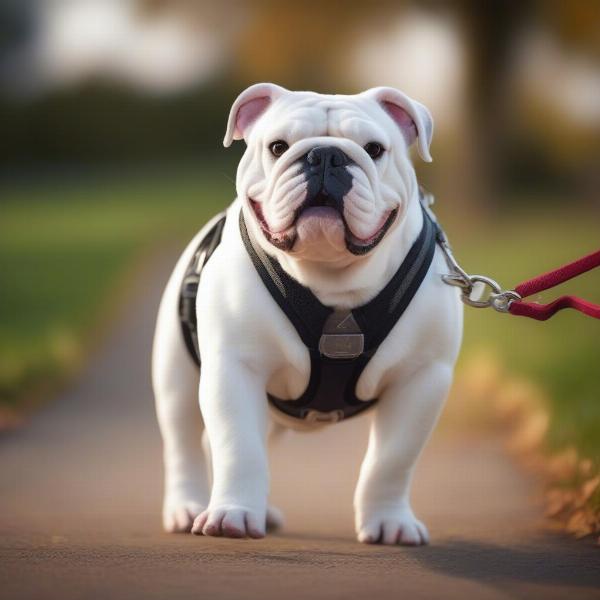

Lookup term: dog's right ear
[364,87,434,162]
[223,83,288,147]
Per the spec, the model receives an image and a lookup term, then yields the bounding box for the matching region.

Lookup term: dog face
[224,83,433,262]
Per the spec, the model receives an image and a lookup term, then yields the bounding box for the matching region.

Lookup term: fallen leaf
[580,476,600,504]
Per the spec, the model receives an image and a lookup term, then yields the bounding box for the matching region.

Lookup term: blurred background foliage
[0,1,598,474]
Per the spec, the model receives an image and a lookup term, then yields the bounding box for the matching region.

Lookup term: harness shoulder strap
[179,212,227,366]
[353,208,438,352]
[239,211,332,348]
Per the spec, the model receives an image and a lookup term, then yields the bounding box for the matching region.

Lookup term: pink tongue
[295,207,345,245]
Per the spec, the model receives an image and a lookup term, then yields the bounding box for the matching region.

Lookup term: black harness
[180,203,440,423]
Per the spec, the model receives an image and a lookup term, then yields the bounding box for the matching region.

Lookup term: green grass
[448,205,600,462]
[1,173,598,472]
[0,167,233,407]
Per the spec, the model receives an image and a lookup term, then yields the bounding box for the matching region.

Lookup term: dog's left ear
[223,82,288,147]
[365,87,433,162]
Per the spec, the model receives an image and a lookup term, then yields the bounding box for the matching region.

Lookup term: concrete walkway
[1,251,598,600]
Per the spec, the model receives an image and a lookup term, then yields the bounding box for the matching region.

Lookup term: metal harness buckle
[303,409,345,423]
[318,310,364,359]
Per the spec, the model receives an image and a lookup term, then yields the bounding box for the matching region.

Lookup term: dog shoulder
[196,205,270,318]
[393,248,463,365]
[196,204,308,370]
[357,248,463,397]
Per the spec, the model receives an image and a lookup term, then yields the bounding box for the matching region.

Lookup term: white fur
[152,84,462,544]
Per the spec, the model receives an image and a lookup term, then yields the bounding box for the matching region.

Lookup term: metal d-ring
[461,275,502,308]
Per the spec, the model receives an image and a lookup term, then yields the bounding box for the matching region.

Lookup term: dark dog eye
[269,140,289,157]
[364,142,384,159]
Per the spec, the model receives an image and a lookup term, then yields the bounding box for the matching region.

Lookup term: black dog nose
[306,146,349,168]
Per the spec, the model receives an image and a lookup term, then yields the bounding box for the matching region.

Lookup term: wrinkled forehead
[258,92,391,147]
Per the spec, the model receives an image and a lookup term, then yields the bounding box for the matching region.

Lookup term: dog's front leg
[192,358,269,539]
[354,361,453,545]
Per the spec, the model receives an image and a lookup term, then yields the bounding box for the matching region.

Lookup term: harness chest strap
[179,201,440,422]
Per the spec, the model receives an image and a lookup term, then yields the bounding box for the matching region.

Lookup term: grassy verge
[454,207,599,460]
[0,167,232,414]
[445,204,600,538]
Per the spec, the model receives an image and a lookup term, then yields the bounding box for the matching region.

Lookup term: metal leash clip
[439,241,521,313]
[420,188,521,314]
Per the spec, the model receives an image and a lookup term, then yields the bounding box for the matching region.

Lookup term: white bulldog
[152,83,462,545]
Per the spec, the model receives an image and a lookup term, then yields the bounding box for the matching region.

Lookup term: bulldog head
[224,83,433,262]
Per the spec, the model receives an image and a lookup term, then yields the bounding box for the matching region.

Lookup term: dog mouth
[250,199,297,251]
[249,197,397,255]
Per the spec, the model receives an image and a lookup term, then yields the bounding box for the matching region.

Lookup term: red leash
[508,249,600,321]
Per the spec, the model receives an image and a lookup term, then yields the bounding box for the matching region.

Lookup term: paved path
[1,251,598,600]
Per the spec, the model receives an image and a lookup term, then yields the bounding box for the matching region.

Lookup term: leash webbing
[508,249,600,321]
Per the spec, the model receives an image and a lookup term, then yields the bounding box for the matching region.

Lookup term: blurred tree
[0,0,35,59]
[458,0,533,207]
[0,0,38,95]
[138,0,399,90]
[458,0,599,208]
[543,0,600,57]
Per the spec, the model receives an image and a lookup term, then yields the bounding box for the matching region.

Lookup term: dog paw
[356,507,429,546]
[163,499,206,533]
[192,505,267,539]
